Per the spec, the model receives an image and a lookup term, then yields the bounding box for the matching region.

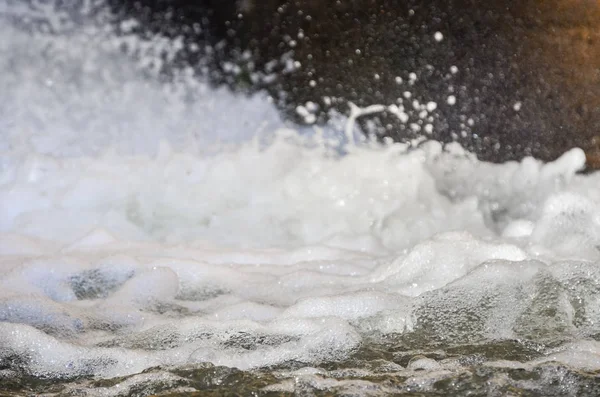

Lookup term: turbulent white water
[1,2,600,395]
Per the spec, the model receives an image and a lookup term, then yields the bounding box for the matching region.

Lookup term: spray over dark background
[107,0,600,166]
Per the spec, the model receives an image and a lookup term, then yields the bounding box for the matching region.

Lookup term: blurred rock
[110,0,600,168]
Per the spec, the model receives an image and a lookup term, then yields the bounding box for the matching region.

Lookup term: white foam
[1,1,600,385]
[281,291,409,320]
[534,340,600,370]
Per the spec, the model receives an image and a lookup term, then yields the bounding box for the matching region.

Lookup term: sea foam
[1,1,600,394]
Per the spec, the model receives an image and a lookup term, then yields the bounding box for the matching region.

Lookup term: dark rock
[109,0,600,167]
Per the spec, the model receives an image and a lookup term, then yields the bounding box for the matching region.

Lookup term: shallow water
[1,2,600,396]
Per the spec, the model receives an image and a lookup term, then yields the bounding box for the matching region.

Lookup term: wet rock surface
[3,347,600,396]
[109,0,600,167]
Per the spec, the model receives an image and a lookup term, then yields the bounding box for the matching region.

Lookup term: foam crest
[372,231,528,295]
[281,291,410,321]
[532,192,600,260]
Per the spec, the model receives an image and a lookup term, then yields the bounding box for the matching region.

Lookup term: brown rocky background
[110,0,600,168]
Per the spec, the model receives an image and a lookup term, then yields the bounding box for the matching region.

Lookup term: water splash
[1,2,600,395]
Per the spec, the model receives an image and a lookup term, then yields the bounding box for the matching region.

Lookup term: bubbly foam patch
[1,2,600,393]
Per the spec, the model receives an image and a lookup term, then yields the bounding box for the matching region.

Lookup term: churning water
[1,2,600,396]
